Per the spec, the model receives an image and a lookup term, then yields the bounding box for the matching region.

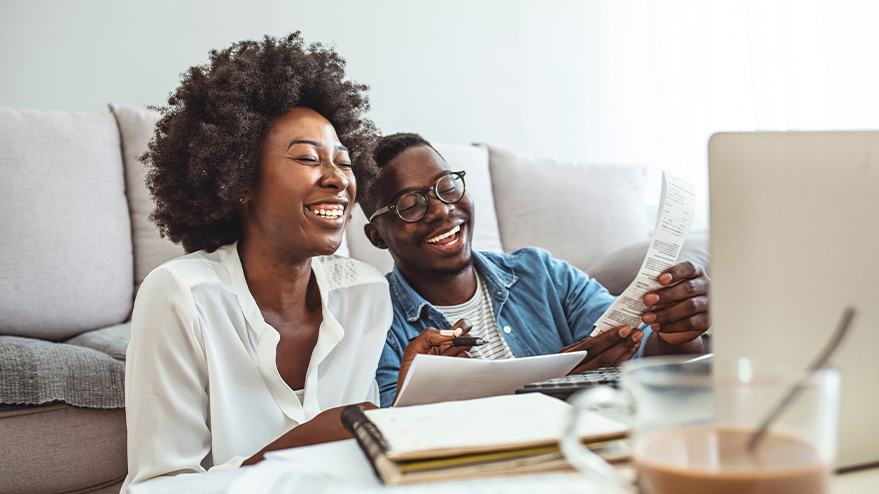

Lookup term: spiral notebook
[341,393,629,485]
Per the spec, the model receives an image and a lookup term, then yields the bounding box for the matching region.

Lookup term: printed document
[394,351,586,407]
[591,171,695,335]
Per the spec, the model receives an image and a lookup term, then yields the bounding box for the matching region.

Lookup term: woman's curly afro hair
[144,32,379,253]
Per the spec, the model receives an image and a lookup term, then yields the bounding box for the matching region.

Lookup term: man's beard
[427,254,474,280]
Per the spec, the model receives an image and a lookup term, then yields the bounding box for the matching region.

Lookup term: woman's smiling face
[241,107,355,260]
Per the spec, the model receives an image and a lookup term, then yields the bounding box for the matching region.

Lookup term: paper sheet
[263,438,383,485]
[230,440,606,494]
[393,351,586,407]
[591,171,696,335]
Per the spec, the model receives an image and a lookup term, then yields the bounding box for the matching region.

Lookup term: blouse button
[503,326,512,334]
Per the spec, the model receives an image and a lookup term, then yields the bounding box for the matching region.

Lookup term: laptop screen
[708,131,879,469]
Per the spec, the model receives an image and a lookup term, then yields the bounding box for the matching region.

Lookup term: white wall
[4,0,879,230]
[0,0,610,161]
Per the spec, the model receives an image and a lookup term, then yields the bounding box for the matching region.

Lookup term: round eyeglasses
[368,171,466,223]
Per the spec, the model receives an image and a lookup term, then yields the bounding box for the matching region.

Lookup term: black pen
[408,336,489,347]
[452,336,488,347]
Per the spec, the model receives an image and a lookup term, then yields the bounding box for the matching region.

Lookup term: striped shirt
[435,272,516,360]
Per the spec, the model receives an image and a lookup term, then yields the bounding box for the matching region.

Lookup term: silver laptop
[708,131,879,469]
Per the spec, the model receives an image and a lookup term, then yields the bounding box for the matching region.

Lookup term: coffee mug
[561,356,840,494]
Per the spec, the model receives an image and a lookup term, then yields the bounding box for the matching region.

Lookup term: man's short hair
[355,132,443,218]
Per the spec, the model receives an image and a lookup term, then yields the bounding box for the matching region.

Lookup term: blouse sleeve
[124,266,242,488]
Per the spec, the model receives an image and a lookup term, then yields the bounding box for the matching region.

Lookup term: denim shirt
[376,247,650,407]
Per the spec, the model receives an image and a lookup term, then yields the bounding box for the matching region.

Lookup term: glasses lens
[436,174,465,204]
[395,192,428,222]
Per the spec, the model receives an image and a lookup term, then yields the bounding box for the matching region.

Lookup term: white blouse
[121,243,392,492]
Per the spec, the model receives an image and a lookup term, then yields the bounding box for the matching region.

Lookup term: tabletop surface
[833,466,879,493]
[129,439,879,494]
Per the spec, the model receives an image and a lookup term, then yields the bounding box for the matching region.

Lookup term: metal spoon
[746,306,856,452]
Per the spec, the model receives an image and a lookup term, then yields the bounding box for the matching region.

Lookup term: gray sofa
[0,105,708,493]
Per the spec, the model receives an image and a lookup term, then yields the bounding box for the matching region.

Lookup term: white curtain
[585,0,879,230]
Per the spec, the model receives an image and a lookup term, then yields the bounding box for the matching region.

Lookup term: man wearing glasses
[355,133,710,407]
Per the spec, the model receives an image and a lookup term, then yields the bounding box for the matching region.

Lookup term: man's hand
[395,319,474,403]
[641,261,710,345]
[560,325,643,374]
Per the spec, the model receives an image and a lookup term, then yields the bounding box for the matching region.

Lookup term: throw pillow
[108,104,186,292]
[484,144,649,273]
[0,107,133,340]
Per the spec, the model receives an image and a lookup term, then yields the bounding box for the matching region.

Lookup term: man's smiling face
[366,145,475,280]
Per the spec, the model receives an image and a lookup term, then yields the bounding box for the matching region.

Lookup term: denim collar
[388,251,518,323]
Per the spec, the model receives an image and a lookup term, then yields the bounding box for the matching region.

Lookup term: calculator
[515,367,621,401]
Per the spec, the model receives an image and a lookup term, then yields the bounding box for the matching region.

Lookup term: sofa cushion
[109,104,186,293]
[484,143,649,273]
[345,142,504,274]
[65,322,130,361]
[0,107,134,340]
[587,232,711,296]
[0,334,125,408]
[0,403,126,494]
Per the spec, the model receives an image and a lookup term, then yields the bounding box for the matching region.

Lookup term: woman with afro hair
[122,33,392,491]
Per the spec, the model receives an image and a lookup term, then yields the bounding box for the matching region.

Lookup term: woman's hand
[242,400,379,465]
[395,319,473,404]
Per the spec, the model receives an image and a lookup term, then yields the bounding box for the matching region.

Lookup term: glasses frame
[368,170,467,223]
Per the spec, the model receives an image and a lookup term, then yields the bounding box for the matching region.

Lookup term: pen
[452,336,488,347]
[407,336,489,347]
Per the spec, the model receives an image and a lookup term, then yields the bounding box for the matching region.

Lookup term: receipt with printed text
[591,171,695,335]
